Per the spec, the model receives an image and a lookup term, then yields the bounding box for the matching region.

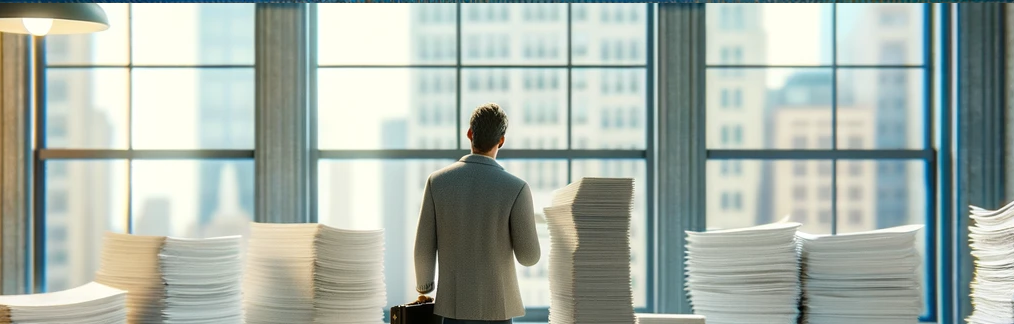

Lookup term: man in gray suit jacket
[415,103,542,324]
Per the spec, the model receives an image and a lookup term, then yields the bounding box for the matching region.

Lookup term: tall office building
[767,4,923,234]
[839,4,924,230]
[405,4,648,307]
[44,35,115,292]
[197,5,256,232]
[705,4,769,229]
[768,72,877,234]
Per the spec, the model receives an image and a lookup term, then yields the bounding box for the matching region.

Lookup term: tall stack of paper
[545,177,636,324]
[96,232,249,324]
[95,233,166,323]
[243,223,386,324]
[0,282,127,324]
[967,200,1014,324]
[797,225,923,324]
[684,222,801,324]
[160,236,244,323]
[635,313,706,324]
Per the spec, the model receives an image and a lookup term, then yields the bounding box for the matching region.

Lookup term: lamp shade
[0,3,108,35]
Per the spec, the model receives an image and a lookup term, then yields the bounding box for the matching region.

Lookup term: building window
[818,162,832,176]
[792,136,807,149]
[791,209,807,223]
[574,5,587,21]
[48,190,68,213]
[848,210,863,225]
[848,162,862,176]
[818,210,832,224]
[849,186,862,201]
[848,136,864,149]
[793,186,807,200]
[818,136,832,149]
[793,161,807,176]
[818,186,831,201]
[49,80,68,103]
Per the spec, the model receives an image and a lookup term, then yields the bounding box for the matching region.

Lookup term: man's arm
[414,177,437,294]
[509,183,540,267]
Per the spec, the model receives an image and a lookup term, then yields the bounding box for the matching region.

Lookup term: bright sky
[81,4,847,233]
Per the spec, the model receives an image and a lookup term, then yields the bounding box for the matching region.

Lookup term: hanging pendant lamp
[0,3,109,36]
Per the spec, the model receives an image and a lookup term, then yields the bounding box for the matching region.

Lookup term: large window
[704,3,934,321]
[315,3,652,320]
[41,4,256,292]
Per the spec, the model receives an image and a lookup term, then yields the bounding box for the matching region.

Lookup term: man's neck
[470,150,497,159]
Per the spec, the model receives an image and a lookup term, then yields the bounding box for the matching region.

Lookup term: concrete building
[705,3,768,230]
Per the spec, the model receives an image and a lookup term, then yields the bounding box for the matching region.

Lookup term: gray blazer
[414,154,541,321]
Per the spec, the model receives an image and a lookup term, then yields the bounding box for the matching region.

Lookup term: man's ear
[498,136,505,148]
[467,129,474,141]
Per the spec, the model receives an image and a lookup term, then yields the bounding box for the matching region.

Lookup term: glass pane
[571,4,647,65]
[46,68,129,149]
[837,69,924,149]
[317,159,565,309]
[131,4,255,65]
[571,159,647,308]
[706,4,833,66]
[460,69,567,150]
[131,68,254,149]
[706,160,833,235]
[571,69,646,150]
[131,160,254,238]
[707,69,833,149]
[836,160,928,311]
[318,68,457,150]
[46,4,130,66]
[835,160,925,232]
[461,4,567,65]
[45,160,128,292]
[319,4,456,66]
[837,4,925,66]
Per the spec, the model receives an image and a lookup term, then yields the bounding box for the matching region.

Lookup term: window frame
[703,3,937,322]
[313,3,656,322]
[33,4,257,294]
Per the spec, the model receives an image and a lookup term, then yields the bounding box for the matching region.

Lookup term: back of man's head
[469,103,509,153]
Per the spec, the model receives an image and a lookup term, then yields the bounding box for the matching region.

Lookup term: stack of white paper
[635,313,706,324]
[160,236,243,324]
[797,225,923,324]
[95,233,166,324]
[684,222,801,324]
[243,223,386,324]
[545,177,636,324]
[0,282,127,324]
[967,200,1014,324]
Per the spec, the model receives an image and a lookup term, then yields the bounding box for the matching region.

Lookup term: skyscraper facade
[705,4,768,229]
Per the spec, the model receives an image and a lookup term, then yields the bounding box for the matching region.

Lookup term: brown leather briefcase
[390,300,441,324]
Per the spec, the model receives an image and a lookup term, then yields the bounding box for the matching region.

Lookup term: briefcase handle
[408,294,434,305]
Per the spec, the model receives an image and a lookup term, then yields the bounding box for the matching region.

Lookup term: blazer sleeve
[509,183,541,267]
[414,176,437,294]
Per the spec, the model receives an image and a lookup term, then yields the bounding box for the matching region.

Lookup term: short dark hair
[469,103,509,153]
